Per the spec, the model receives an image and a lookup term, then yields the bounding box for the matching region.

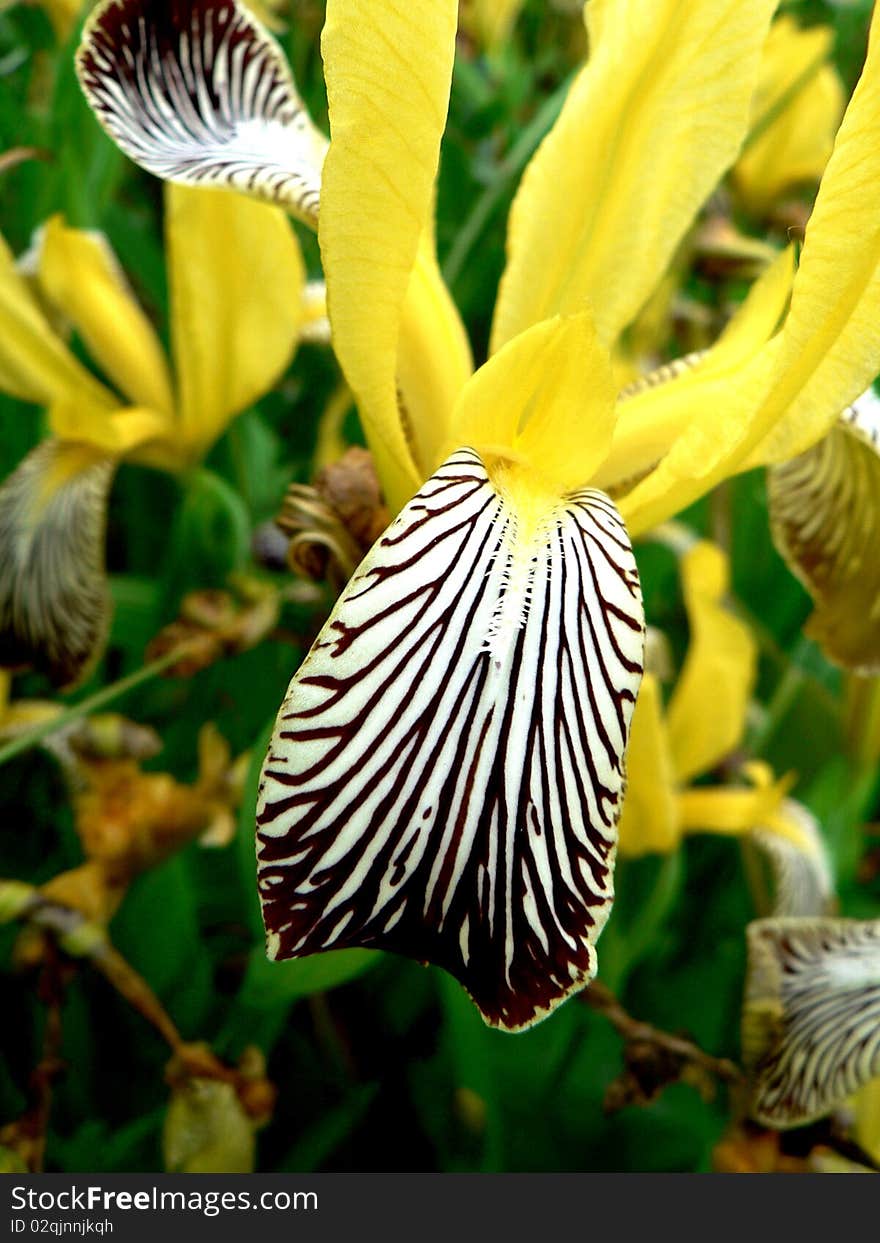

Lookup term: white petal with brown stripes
[743,916,880,1127]
[768,387,880,673]
[256,449,644,1031]
[76,0,327,227]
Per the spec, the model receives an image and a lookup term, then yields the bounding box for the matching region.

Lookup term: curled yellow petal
[676,780,785,838]
[617,673,680,857]
[596,245,795,497]
[768,389,880,674]
[49,402,171,460]
[491,0,778,353]
[167,183,305,461]
[452,313,617,494]
[0,233,115,412]
[38,216,175,417]
[319,0,458,511]
[666,541,757,784]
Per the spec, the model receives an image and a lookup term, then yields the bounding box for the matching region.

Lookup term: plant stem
[0,647,190,769]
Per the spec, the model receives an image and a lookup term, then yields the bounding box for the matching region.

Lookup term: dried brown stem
[582,980,743,1110]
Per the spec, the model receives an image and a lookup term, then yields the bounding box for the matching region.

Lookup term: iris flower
[78,0,880,1029]
[743,915,880,1130]
[731,14,846,220]
[0,187,305,684]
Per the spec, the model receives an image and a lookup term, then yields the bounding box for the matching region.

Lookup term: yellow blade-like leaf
[319,0,458,512]
[167,183,305,461]
[452,313,617,495]
[490,0,779,353]
[38,217,175,417]
[617,672,680,857]
[666,541,757,783]
[0,233,115,412]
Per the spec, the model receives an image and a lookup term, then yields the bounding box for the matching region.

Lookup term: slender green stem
[442,72,574,290]
[0,648,188,769]
[845,674,880,772]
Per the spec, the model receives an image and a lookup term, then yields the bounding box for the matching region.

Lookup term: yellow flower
[0,189,305,684]
[618,537,834,917]
[732,15,846,219]
[459,0,525,53]
[77,0,880,1029]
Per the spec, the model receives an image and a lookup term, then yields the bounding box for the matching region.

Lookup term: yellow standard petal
[319,0,459,512]
[621,5,880,537]
[451,313,617,495]
[490,0,779,353]
[38,216,175,417]
[666,541,757,784]
[617,672,680,857]
[166,183,305,462]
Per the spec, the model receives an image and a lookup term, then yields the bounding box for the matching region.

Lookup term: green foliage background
[1,0,879,1173]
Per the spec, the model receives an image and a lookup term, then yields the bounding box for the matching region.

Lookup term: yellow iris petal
[677,783,783,837]
[490,0,778,353]
[451,313,617,494]
[460,0,525,52]
[736,65,845,216]
[745,7,880,466]
[49,401,170,459]
[0,233,114,412]
[398,234,474,478]
[617,673,680,857]
[167,183,305,462]
[620,8,880,535]
[319,0,458,512]
[596,246,795,496]
[666,541,757,784]
[38,216,175,418]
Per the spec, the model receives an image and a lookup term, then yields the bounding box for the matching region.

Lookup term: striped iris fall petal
[743,916,880,1128]
[768,387,880,673]
[0,441,115,688]
[76,0,327,228]
[256,449,645,1031]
